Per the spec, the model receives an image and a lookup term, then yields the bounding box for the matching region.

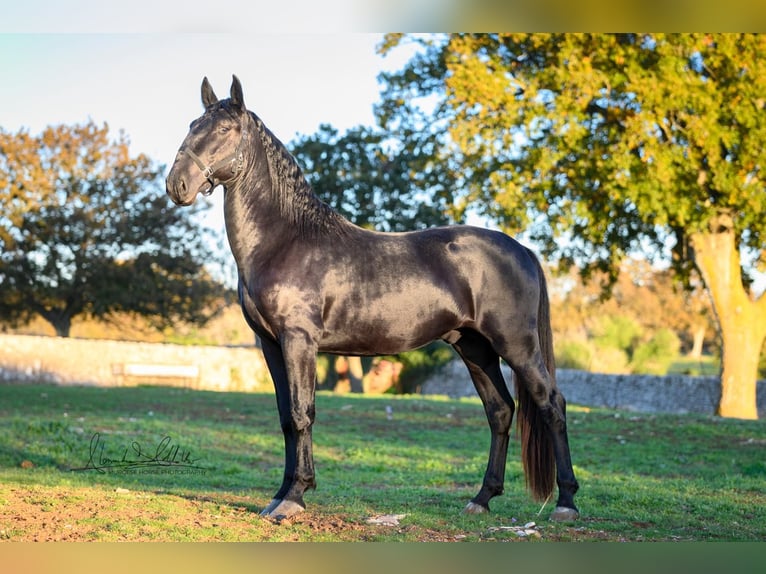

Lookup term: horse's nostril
[180,178,187,192]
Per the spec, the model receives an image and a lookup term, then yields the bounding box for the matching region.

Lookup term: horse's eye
[219,126,230,134]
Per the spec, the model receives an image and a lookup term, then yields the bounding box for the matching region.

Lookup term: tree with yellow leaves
[0,121,222,337]
[379,34,766,418]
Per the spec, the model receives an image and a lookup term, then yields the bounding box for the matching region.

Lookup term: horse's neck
[223,117,350,272]
[222,152,287,270]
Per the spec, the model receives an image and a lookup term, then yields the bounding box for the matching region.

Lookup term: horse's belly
[318,300,463,356]
[317,332,441,356]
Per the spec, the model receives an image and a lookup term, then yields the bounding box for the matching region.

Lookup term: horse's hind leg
[507,353,580,522]
[451,330,515,513]
[545,386,579,520]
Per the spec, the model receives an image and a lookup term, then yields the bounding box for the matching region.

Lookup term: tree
[0,121,223,337]
[550,260,711,374]
[379,34,766,418]
[552,259,715,356]
[289,124,452,231]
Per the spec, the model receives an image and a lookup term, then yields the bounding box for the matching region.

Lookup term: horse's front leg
[259,332,318,520]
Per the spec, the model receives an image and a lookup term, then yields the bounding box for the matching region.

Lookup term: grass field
[1,382,765,542]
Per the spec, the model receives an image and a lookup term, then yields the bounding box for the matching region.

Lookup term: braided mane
[250,112,348,238]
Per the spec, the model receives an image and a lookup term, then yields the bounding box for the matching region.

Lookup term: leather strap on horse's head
[181,128,248,194]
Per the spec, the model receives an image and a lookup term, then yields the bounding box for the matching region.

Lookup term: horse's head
[166,75,250,206]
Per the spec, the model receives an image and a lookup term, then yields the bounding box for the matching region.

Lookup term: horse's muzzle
[166,174,199,206]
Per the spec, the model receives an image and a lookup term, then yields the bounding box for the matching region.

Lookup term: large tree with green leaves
[379,33,766,418]
[0,121,223,337]
[289,124,452,231]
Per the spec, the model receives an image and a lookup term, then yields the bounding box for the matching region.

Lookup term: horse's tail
[515,250,557,502]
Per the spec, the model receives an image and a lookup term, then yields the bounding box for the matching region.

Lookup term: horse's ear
[201,77,218,108]
[230,75,245,109]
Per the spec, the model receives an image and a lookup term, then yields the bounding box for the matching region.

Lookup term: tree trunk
[347,356,365,393]
[51,316,72,337]
[35,305,73,337]
[690,213,766,419]
[688,324,706,360]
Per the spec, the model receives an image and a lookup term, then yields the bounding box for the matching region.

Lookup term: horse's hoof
[261,499,305,521]
[463,501,489,514]
[549,506,579,522]
[260,498,282,517]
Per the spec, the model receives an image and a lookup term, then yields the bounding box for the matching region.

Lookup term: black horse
[166,76,579,522]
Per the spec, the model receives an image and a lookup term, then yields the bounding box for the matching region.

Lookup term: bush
[593,315,643,354]
[555,340,593,370]
[591,346,631,374]
[630,328,681,375]
[556,338,631,374]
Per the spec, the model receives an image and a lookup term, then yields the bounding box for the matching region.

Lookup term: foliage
[551,259,707,375]
[8,301,254,347]
[555,340,593,371]
[551,259,716,357]
[379,33,766,283]
[289,124,452,231]
[1,383,766,541]
[557,320,682,376]
[630,328,681,375]
[378,34,766,417]
[0,121,224,336]
[557,324,681,376]
[313,344,455,395]
[592,315,643,355]
[393,343,456,393]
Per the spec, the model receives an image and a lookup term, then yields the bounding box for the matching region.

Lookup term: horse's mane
[250,111,349,238]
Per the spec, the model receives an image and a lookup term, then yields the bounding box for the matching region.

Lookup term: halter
[180,128,248,195]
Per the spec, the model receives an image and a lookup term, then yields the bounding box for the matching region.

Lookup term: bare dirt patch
[0,485,451,542]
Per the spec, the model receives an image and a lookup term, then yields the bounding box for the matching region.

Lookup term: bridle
[180,125,249,195]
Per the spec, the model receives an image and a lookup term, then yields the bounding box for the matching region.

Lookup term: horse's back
[401,225,541,295]
[348,224,536,274]
[314,224,542,355]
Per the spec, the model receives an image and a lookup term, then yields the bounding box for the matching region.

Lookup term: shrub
[555,340,593,371]
[590,346,631,374]
[630,328,681,375]
[593,315,643,354]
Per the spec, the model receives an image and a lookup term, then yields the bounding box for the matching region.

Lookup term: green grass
[1,383,765,541]
[668,355,720,376]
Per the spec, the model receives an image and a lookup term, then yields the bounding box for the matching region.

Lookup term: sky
[0,33,403,161]
[0,32,418,243]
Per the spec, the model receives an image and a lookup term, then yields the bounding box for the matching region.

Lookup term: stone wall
[0,333,270,392]
[3,334,764,417]
[421,360,766,417]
